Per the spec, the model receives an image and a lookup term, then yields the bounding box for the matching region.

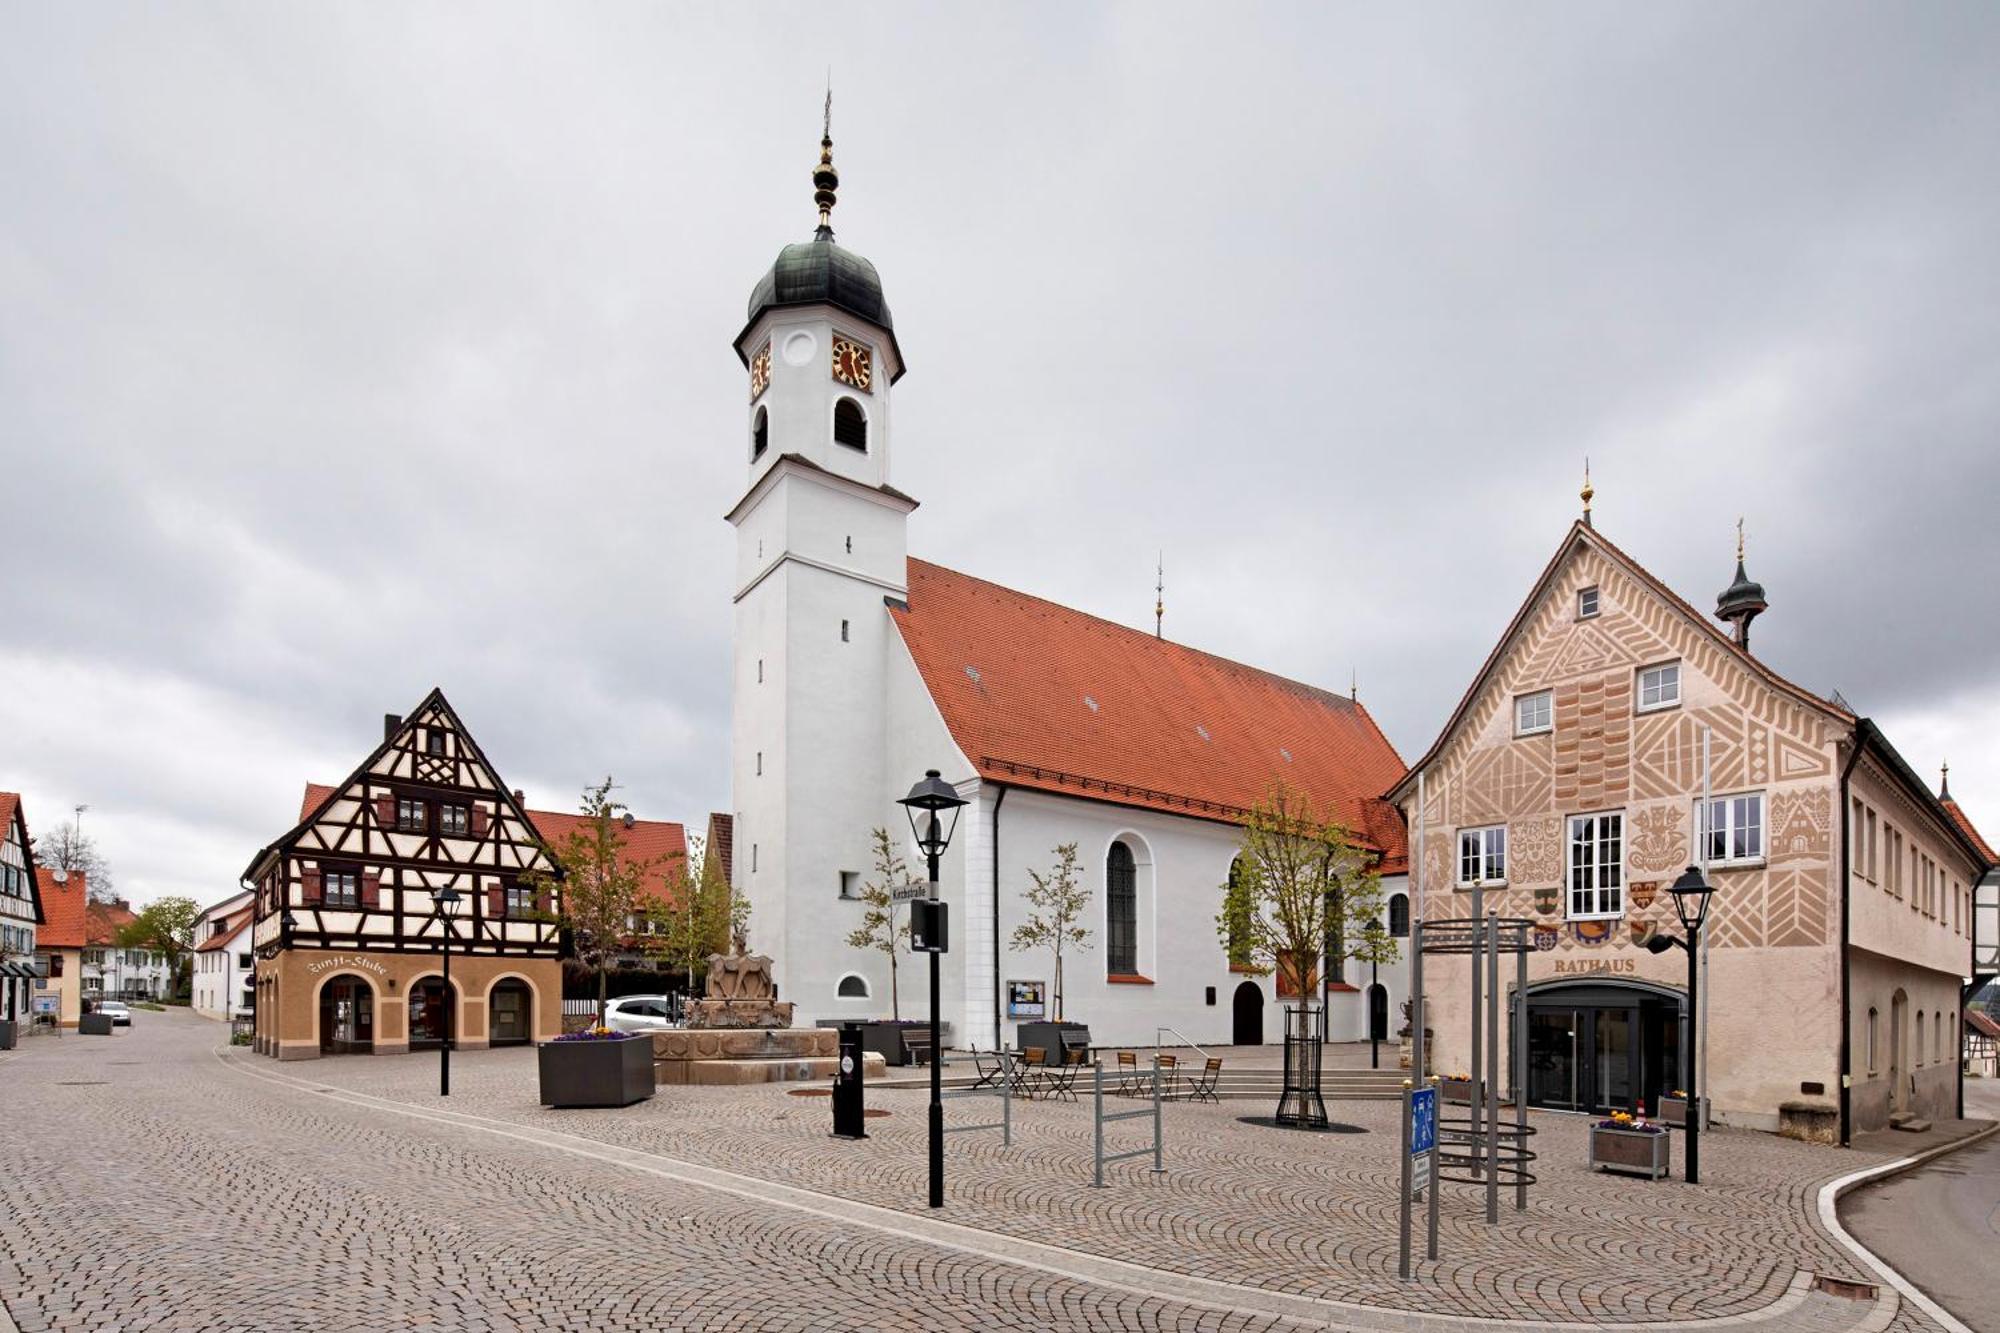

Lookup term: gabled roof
[1388,521,1852,802]
[889,559,1409,868]
[1941,792,1998,869]
[0,792,44,925]
[1966,1008,2000,1041]
[86,900,136,948]
[706,813,734,888]
[35,868,88,949]
[296,783,689,906]
[195,904,255,952]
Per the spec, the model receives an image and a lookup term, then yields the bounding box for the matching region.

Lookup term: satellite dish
[51,869,68,884]
[621,813,637,830]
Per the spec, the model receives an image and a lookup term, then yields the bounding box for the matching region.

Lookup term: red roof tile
[195,905,255,953]
[1966,1008,2000,1041]
[35,869,88,949]
[706,813,734,888]
[1942,797,1998,868]
[891,560,1409,870]
[86,900,136,947]
[298,784,689,905]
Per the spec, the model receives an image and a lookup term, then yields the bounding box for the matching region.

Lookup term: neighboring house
[725,137,1409,1049]
[243,689,567,1059]
[191,891,256,1020]
[32,868,88,1027]
[705,812,733,890]
[1965,1007,2000,1079]
[0,793,45,1026]
[1389,513,1993,1139]
[86,900,169,1000]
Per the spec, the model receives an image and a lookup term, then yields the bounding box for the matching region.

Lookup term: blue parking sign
[1410,1087,1437,1156]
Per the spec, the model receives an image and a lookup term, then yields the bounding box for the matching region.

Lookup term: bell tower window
[752,405,769,461]
[833,398,867,452]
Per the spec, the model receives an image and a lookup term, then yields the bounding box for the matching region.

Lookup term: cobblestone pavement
[0,1013,1960,1332]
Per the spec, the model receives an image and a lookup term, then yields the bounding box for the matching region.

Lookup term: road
[1841,1115,2000,1333]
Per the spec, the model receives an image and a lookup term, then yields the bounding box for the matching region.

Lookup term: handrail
[1154,1026,1212,1062]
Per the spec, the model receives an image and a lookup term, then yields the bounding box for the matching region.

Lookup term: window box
[1589,1123,1670,1179]
[537,1032,656,1108]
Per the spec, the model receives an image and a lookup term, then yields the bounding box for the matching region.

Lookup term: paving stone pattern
[0,1014,1954,1331]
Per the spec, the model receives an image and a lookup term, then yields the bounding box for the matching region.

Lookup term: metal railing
[1153,1026,1213,1062]
[941,1049,1012,1146]
[1092,1058,1164,1186]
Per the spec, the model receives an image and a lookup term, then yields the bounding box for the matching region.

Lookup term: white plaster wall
[1849,946,1964,1131]
[738,305,897,495]
[1849,760,1980,979]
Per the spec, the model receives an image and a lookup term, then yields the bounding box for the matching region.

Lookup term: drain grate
[56,1081,109,1087]
[1812,1276,1878,1301]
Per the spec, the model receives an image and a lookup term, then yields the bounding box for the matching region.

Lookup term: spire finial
[1941,759,1951,800]
[812,84,839,238]
[1581,457,1594,527]
[1736,516,1746,564]
[1154,552,1164,639]
[1351,666,1358,701]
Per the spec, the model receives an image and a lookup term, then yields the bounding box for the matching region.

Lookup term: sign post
[1399,1081,1439,1279]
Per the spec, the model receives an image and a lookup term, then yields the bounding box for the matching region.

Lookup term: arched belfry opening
[833,397,867,451]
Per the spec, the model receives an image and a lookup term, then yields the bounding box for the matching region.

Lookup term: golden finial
[1154,552,1164,639]
[1581,458,1594,527]
[1736,516,1746,563]
[813,84,839,236]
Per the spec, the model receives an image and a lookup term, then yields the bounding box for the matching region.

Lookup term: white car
[599,995,678,1033]
[94,1001,132,1027]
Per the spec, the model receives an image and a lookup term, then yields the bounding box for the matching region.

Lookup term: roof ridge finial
[1581,457,1594,528]
[1351,666,1358,702]
[1941,759,1951,800]
[813,82,839,239]
[1154,551,1164,639]
[1736,516,1746,565]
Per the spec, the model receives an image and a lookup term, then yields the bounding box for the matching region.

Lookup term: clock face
[749,342,771,401]
[830,336,873,392]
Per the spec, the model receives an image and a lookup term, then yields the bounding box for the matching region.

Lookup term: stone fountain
[651,953,886,1087]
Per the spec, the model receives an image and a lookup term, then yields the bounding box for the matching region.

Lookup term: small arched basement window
[833,397,867,451]
[752,405,769,460]
[836,973,870,999]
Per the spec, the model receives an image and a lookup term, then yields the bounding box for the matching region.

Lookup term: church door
[1232,981,1264,1046]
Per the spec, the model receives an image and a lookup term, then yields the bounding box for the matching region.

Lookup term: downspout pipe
[991,785,1007,1049]
[1838,724,1868,1148]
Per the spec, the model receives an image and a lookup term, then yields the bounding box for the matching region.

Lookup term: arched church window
[1388,892,1410,938]
[1107,842,1137,975]
[833,397,867,451]
[752,405,769,460]
[836,973,870,999]
[1224,856,1251,967]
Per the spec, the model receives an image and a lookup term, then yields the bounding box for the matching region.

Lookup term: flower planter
[1661,1096,1702,1128]
[538,1033,655,1108]
[79,1013,116,1036]
[1589,1125,1670,1179]
[1441,1077,1480,1105]
[0,1020,15,1050]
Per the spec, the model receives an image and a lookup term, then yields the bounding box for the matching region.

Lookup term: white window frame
[1566,811,1624,921]
[1636,661,1681,713]
[1699,791,1765,867]
[1457,826,1508,887]
[1577,586,1600,619]
[1515,690,1553,737]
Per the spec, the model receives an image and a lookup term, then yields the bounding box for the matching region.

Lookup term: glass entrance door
[1528,1010,1580,1109]
[1524,999,1658,1114]
[1593,1008,1633,1109]
[318,977,375,1054]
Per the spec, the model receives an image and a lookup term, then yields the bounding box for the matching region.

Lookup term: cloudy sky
[4,5,1997,907]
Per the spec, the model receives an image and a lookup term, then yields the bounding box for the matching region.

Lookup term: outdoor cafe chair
[967,1047,1005,1090]
[1187,1055,1224,1104]
[1043,1047,1088,1102]
[1113,1050,1142,1097]
[1155,1052,1180,1099]
[1011,1046,1048,1098]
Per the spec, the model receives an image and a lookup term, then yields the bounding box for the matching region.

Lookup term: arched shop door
[1232,980,1264,1046]
[318,975,375,1055]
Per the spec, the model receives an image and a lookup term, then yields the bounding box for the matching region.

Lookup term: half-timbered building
[244,689,564,1059]
[0,793,45,1029]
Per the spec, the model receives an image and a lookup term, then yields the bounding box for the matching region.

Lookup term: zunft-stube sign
[305,955,390,978]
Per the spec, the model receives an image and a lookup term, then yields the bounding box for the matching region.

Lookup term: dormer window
[833,398,867,451]
[752,405,769,461]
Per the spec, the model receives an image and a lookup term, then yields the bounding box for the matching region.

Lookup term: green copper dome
[746,231,894,333]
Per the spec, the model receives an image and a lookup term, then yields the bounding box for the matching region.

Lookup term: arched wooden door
[1368,984,1390,1041]
[1232,980,1264,1046]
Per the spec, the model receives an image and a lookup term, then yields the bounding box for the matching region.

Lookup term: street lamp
[1646,864,1713,1183]
[899,768,967,1210]
[431,887,462,1097]
[1367,916,1383,1070]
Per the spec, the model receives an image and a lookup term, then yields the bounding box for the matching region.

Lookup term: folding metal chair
[1187,1056,1224,1104]
[1043,1047,1089,1102]
[1011,1047,1048,1098]
[1113,1049,1142,1097]
[1155,1052,1180,1100]
[967,1047,1003,1090]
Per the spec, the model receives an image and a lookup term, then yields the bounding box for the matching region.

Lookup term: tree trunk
[1054,951,1063,1022]
[595,966,608,1027]
[890,951,900,1020]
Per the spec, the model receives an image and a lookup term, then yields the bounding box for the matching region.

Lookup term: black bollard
[832,1021,868,1140]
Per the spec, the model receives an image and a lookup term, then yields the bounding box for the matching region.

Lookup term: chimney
[383,713,402,741]
[511,789,525,805]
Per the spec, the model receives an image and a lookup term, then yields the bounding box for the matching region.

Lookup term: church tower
[726,113,914,1015]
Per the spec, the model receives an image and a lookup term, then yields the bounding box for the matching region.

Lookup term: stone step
[1889,1116,1933,1132]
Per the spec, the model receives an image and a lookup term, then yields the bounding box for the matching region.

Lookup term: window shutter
[302,868,323,904]
[471,806,490,838]
[361,870,381,909]
[487,884,505,918]
[375,794,395,827]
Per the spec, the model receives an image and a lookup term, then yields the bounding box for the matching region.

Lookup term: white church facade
[728,129,1411,1051]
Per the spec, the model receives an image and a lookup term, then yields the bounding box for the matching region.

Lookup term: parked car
[95,1000,132,1027]
[599,995,678,1033]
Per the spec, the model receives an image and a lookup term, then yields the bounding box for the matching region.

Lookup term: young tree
[521,778,669,1027]
[1215,782,1396,1010]
[117,896,199,998]
[38,819,116,902]
[844,828,916,1018]
[1009,843,1091,1021]
[653,837,737,993]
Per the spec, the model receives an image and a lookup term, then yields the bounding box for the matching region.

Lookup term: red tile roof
[1966,1008,2000,1041]
[35,869,88,949]
[0,793,18,842]
[1942,797,1998,868]
[195,905,255,953]
[890,560,1410,870]
[705,812,734,888]
[298,784,689,905]
[86,900,136,947]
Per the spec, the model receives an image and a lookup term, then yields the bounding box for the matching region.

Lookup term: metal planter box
[1441,1077,1481,1105]
[538,1035,655,1108]
[1589,1126,1670,1179]
[79,1013,115,1036]
[1661,1096,1702,1128]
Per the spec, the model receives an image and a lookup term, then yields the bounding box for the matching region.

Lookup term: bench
[903,1030,936,1066]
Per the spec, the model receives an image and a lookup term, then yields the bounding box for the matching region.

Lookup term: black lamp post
[431,887,462,1097]
[899,768,967,1210]
[1367,916,1382,1070]
[1646,864,1713,1183]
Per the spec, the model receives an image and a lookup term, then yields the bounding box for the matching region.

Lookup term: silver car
[599,995,678,1033]
[95,1000,132,1027]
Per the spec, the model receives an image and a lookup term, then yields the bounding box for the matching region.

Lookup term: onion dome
[1715,520,1768,649]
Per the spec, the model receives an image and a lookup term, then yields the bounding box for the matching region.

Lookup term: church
[727,127,1410,1052]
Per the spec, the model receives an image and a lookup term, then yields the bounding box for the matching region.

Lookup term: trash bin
[832,1022,868,1140]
